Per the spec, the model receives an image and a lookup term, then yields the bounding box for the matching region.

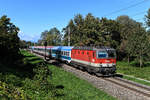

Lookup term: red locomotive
[71,46,116,76]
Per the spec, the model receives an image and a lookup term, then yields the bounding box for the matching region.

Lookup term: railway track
[103,77,150,98]
[31,51,150,100]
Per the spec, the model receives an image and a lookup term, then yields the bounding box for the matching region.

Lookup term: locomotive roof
[72,46,115,51]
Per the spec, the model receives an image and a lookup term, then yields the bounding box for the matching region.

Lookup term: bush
[0,81,29,100]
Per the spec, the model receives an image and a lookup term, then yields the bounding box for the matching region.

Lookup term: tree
[63,14,84,46]
[0,15,20,63]
[116,15,141,61]
[145,8,150,27]
[63,13,121,47]
[62,19,77,46]
[133,25,150,67]
[39,27,62,46]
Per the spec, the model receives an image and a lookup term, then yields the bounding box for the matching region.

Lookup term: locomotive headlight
[92,59,95,62]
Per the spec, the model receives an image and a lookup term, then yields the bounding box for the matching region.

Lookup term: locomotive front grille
[100,63,115,67]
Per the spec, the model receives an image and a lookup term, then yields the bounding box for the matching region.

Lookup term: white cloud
[18,32,40,42]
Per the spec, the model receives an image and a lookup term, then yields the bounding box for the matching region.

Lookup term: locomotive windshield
[98,51,108,58]
[97,50,116,58]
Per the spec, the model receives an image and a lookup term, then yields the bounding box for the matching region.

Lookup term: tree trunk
[139,51,142,68]
[128,55,130,66]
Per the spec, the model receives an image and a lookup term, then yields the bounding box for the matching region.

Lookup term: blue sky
[0,0,150,42]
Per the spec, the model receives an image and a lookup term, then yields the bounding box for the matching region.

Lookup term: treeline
[38,9,150,67]
[20,40,36,48]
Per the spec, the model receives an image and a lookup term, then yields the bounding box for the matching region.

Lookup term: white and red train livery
[71,46,116,75]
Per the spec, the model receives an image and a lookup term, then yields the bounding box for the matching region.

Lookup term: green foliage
[20,40,35,49]
[63,13,121,48]
[133,25,150,67]
[0,15,21,64]
[0,81,29,100]
[38,27,62,46]
[116,15,142,61]
[23,62,56,99]
[145,8,150,27]
[0,50,57,99]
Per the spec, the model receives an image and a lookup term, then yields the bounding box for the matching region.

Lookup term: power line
[104,0,149,16]
[130,11,147,17]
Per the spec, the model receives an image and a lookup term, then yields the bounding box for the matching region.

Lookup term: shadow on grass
[45,60,64,68]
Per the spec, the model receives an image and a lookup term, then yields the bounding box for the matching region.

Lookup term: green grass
[123,76,150,87]
[117,61,150,84]
[22,50,117,100]
[49,65,116,100]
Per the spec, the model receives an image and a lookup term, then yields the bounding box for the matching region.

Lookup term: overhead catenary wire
[104,0,149,17]
[130,11,147,17]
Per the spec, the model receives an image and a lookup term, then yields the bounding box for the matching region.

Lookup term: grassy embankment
[117,61,150,86]
[0,50,117,100]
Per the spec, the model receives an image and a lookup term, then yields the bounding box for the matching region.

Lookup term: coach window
[66,52,68,56]
[65,51,67,56]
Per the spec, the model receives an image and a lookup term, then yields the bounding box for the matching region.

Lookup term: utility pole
[44,41,47,60]
[68,27,70,46]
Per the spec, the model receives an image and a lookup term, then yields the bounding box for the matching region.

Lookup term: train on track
[30,46,116,76]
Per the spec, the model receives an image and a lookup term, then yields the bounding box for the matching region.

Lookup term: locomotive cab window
[97,51,108,58]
